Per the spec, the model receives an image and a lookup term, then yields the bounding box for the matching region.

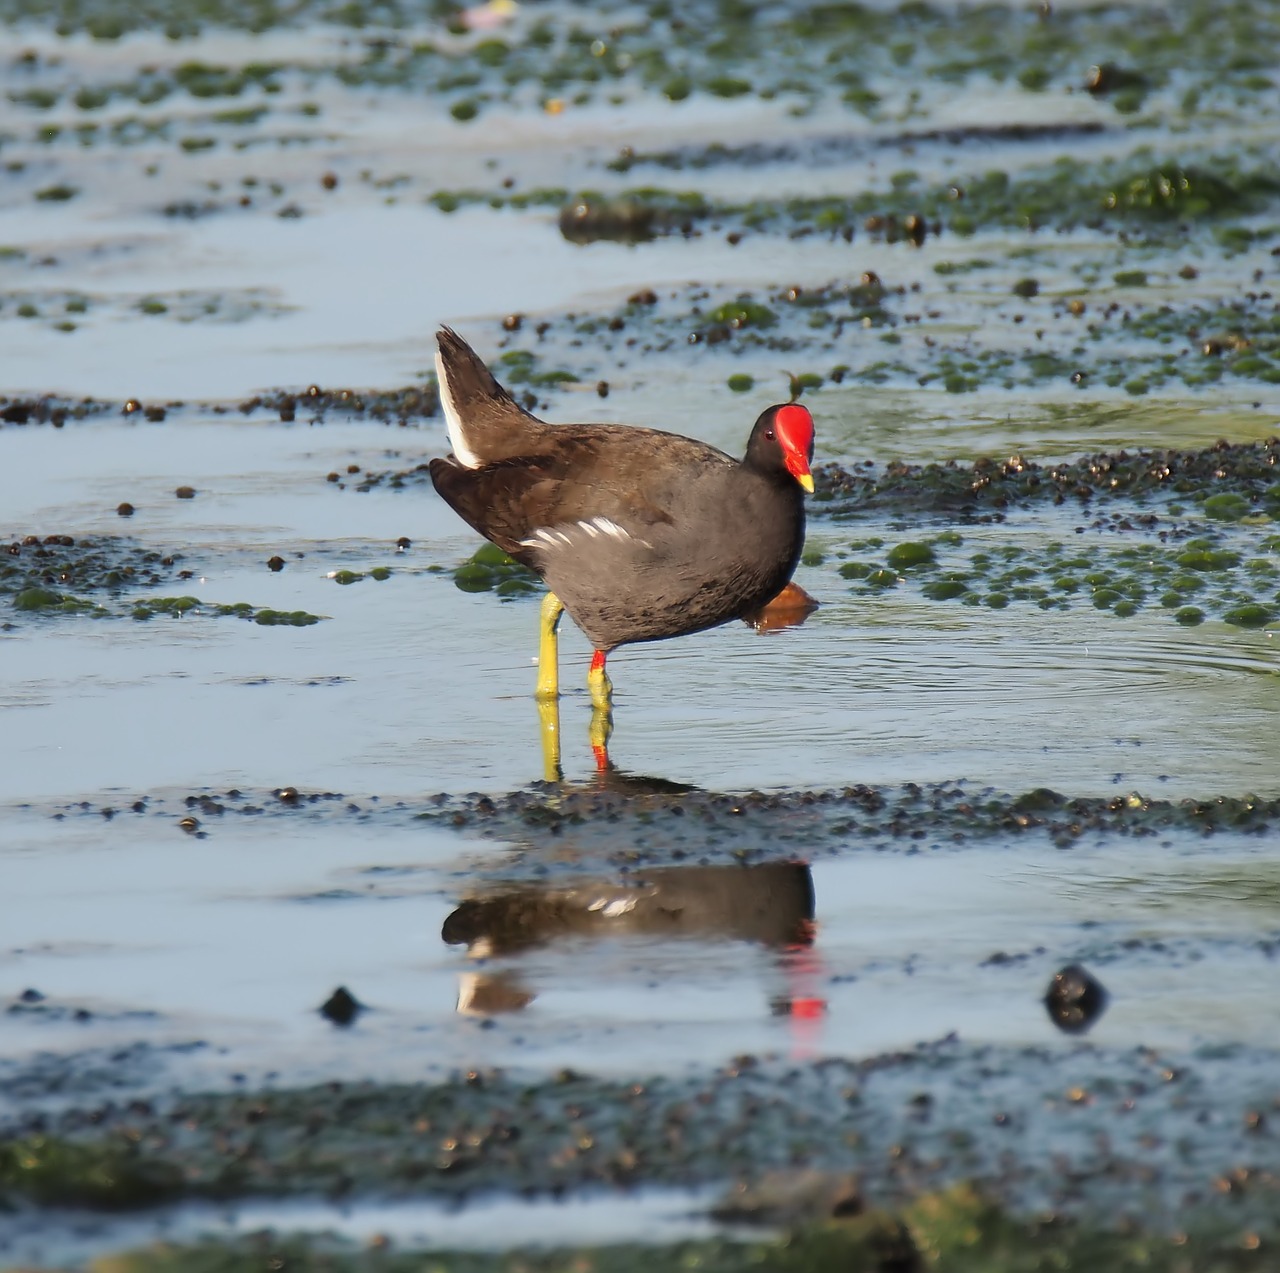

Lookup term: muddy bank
[6,1035,1280,1264]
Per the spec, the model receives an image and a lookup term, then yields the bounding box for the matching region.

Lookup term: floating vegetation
[131,596,323,624]
[3,0,1275,139]
[131,289,287,323]
[26,1184,1280,1273]
[451,542,540,598]
[838,528,1279,629]
[0,289,289,330]
[327,566,392,584]
[0,543,323,626]
[425,151,1280,245]
[11,586,104,615]
[0,1133,183,1208]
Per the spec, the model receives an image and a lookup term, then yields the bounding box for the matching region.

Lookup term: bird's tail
[435,326,539,469]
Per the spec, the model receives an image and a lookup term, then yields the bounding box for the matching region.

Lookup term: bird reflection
[443,862,819,1020]
[537,581,819,780]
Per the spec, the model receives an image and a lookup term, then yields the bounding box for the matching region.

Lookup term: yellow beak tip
[798,474,815,494]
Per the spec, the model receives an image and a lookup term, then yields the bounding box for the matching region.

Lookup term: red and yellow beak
[775,404,816,494]
[785,452,815,493]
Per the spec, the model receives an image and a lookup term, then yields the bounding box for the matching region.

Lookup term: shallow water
[3,0,1280,1262]
[7,783,1280,1096]
[2,1188,725,1269]
[3,413,1278,800]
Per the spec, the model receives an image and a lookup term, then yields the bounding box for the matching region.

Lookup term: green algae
[253,608,323,625]
[839,528,1278,629]
[36,1181,1280,1273]
[451,542,539,598]
[885,541,936,570]
[5,0,1274,143]
[428,150,1280,246]
[329,566,392,584]
[0,1134,182,1208]
[131,596,323,624]
[12,586,103,614]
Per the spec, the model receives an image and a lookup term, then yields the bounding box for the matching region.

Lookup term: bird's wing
[430,428,731,562]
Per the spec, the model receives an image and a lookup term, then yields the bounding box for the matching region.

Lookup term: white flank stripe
[435,343,482,469]
[521,519,649,552]
[591,517,629,539]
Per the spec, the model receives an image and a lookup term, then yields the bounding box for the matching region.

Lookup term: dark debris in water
[318,985,363,1027]
[1,534,185,602]
[815,437,1280,514]
[0,537,324,626]
[468,269,1280,402]
[0,396,116,427]
[411,782,1280,865]
[40,780,1280,867]
[1043,964,1109,1035]
[237,383,439,425]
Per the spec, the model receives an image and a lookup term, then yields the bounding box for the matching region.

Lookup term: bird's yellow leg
[537,694,563,783]
[588,703,613,774]
[536,591,564,701]
[587,649,612,711]
[587,650,613,773]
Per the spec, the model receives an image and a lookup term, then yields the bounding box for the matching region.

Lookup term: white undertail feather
[435,343,482,469]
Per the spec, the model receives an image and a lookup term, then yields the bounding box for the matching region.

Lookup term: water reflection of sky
[6,801,1280,1101]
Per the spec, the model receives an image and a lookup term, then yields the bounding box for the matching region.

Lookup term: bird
[428,326,815,723]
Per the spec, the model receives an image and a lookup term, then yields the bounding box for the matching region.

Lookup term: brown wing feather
[429,456,556,562]
[429,426,721,557]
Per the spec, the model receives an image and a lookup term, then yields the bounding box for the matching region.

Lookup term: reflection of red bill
[461,0,516,30]
[780,926,827,1056]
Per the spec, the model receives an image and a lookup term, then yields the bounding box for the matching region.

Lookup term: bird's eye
[765,429,775,440]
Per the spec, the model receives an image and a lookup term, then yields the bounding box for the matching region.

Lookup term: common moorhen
[429,326,815,708]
